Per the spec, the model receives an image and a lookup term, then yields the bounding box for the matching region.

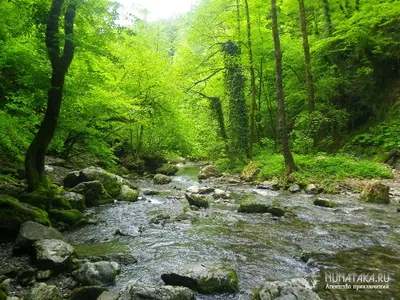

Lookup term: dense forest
[1,1,400,299]
[0,0,399,188]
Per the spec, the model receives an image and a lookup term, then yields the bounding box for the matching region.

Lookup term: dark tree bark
[271,0,297,175]
[355,0,360,11]
[322,0,333,36]
[25,0,76,191]
[244,0,258,154]
[298,0,315,113]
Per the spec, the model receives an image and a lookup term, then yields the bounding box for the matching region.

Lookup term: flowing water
[65,164,400,299]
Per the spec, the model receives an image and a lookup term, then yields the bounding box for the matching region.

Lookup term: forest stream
[57,163,400,300]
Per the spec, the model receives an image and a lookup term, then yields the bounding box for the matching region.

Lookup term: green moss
[156,164,179,175]
[19,187,60,211]
[0,290,6,300]
[49,209,85,226]
[72,239,129,258]
[198,267,238,294]
[0,283,8,294]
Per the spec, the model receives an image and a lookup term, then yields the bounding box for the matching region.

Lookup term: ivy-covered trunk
[25,0,76,191]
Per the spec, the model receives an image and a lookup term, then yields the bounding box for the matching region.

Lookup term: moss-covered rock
[359,181,390,203]
[198,165,221,180]
[49,209,85,227]
[241,162,261,182]
[57,192,86,211]
[238,197,287,217]
[254,278,321,300]
[63,171,82,188]
[129,285,195,300]
[24,282,63,300]
[19,191,53,211]
[0,183,24,198]
[34,239,75,271]
[80,167,123,198]
[185,193,209,209]
[153,174,172,185]
[71,181,113,207]
[156,164,179,176]
[118,185,139,202]
[73,261,120,286]
[70,286,108,300]
[0,289,6,300]
[0,195,50,237]
[313,198,337,208]
[161,263,238,294]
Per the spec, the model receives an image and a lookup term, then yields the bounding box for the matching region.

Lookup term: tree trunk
[355,0,360,11]
[322,0,333,36]
[244,0,258,155]
[25,0,76,191]
[298,0,315,114]
[271,0,297,175]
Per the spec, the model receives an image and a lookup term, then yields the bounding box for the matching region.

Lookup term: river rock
[313,198,337,208]
[13,221,63,253]
[306,184,318,194]
[71,181,113,207]
[156,164,179,176]
[57,192,86,211]
[70,286,108,300]
[80,167,123,198]
[185,193,209,209]
[63,171,82,188]
[255,278,321,300]
[240,162,261,182]
[359,181,390,203]
[198,165,221,180]
[0,195,50,238]
[49,209,85,227]
[161,263,238,294]
[34,239,75,271]
[73,261,120,286]
[118,185,139,202]
[129,285,196,300]
[0,183,24,198]
[24,282,63,300]
[97,291,120,300]
[153,174,172,185]
[213,189,231,199]
[288,184,301,193]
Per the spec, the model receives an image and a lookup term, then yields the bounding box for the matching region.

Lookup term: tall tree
[298,0,315,113]
[271,0,297,174]
[25,0,77,191]
[244,0,258,154]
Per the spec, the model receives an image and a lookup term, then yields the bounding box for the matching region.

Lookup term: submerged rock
[70,286,108,300]
[73,261,120,286]
[240,161,261,182]
[13,221,63,253]
[313,198,337,208]
[129,285,196,300]
[34,239,75,271]
[238,198,286,217]
[359,181,390,203]
[161,263,238,294]
[153,174,172,185]
[24,282,63,300]
[71,181,113,207]
[156,164,179,176]
[185,193,209,209]
[198,165,221,180]
[118,185,139,202]
[0,195,50,238]
[255,278,321,300]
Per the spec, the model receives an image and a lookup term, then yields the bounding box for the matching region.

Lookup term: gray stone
[36,270,52,281]
[97,291,120,300]
[70,286,108,300]
[34,239,75,271]
[71,181,113,207]
[306,184,318,194]
[184,193,209,209]
[129,285,196,300]
[73,261,120,286]
[153,174,172,185]
[23,282,62,300]
[359,181,390,203]
[13,221,63,253]
[313,198,337,208]
[255,278,321,300]
[80,167,123,197]
[213,189,230,199]
[198,165,221,180]
[288,184,301,193]
[58,192,86,211]
[0,183,24,198]
[161,263,238,294]
[63,171,82,188]
[118,185,139,202]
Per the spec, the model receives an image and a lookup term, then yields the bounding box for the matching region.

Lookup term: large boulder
[255,278,321,300]
[56,192,86,211]
[359,181,390,203]
[129,285,196,300]
[240,162,261,182]
[0,195,50,238]
[63,171,82,188]
[118,185,139,202]
[0,183,24,198]
[49,209,85,227]
[185,193,209,209]
[73,261,120,286]
[238,197,286,217]
[13,221,63,253]
[161,263,238,294]
[80,167,123,198]
[153,174,172,185]
[198,165,221,180]
[71,181,113,207]
[156,164,179,176]
[70,286,108,300]
[24,282,62,300]
[33,239,75,271]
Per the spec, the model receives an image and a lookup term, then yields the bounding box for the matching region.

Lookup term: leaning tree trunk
[298,0,315,114]
[244,0,258,154]
[25,0,76,191]
[271,0,297,175]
